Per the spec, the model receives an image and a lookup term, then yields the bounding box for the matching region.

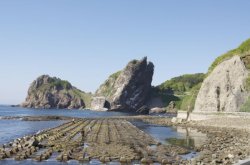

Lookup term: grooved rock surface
[21,75,91,109]
[194,56,249,112]
[95,57,154,111]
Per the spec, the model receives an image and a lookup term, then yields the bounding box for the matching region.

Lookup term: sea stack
[21,75,92,109]
[93,57,154,113]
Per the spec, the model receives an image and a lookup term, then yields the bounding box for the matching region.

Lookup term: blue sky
[0,0,250,104]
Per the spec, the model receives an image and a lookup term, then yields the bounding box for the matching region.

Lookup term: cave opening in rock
[104,101,111,109]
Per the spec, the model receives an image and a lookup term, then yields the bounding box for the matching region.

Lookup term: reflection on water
[167,138,195,148]
[170,127,207,148]
[131,121,183,143]
[132,121,207,149]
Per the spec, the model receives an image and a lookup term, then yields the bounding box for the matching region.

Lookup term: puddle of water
[131,120,207,160]
[180,151,198,160]
[131,121,207,148]
[171,127,207,149]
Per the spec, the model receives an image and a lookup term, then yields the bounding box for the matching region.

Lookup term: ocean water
[0,105,132,118]
[0,120,66,145]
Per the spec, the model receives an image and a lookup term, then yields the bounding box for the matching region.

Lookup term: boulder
[166,101,177,113]
[149,107,166,114]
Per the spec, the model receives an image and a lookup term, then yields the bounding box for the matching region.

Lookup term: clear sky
[0,0,250,104]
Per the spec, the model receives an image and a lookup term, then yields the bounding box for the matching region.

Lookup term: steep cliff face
[194,56,249,112]
[194,38,250,112]
[94,57,154,111]
[21,75,92,109]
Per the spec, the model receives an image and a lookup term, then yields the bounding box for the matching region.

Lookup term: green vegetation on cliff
[178,83,202,111]
[154,73,205,111]
[208,38,250,74]
[95,70,121,97]
[110,71,122,80]
[158,73,204,95]
[71,88,92,108]
[51,80,72,89]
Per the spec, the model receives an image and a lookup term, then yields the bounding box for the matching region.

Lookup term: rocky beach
[0,112,250,164]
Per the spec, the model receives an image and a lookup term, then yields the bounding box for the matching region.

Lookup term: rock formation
[21,75,92,109]
[90,97,110,111]
[94,57,154,112]
[194,56,249,112]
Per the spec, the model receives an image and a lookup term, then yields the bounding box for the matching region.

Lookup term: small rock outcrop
[194,56,249,112]
[95,57,154,112]
[21,75,91,109]
[166,101,177,113]
[90,97,110,111]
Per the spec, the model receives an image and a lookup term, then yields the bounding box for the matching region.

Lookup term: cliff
[194,38,250,112]
[94,57,154,112]
[21,75,92,109]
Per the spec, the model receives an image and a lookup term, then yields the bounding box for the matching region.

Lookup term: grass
[208,38,250,74]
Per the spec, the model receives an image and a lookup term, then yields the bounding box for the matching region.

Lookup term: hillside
[152,73,205,111]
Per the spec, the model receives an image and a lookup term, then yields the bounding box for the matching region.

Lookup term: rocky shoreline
[1,115,250,164]
[143,116,250,165]
[0,118,189,164]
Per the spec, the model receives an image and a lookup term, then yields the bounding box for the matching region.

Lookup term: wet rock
[120,157,127,163]
[104,157,111,162]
